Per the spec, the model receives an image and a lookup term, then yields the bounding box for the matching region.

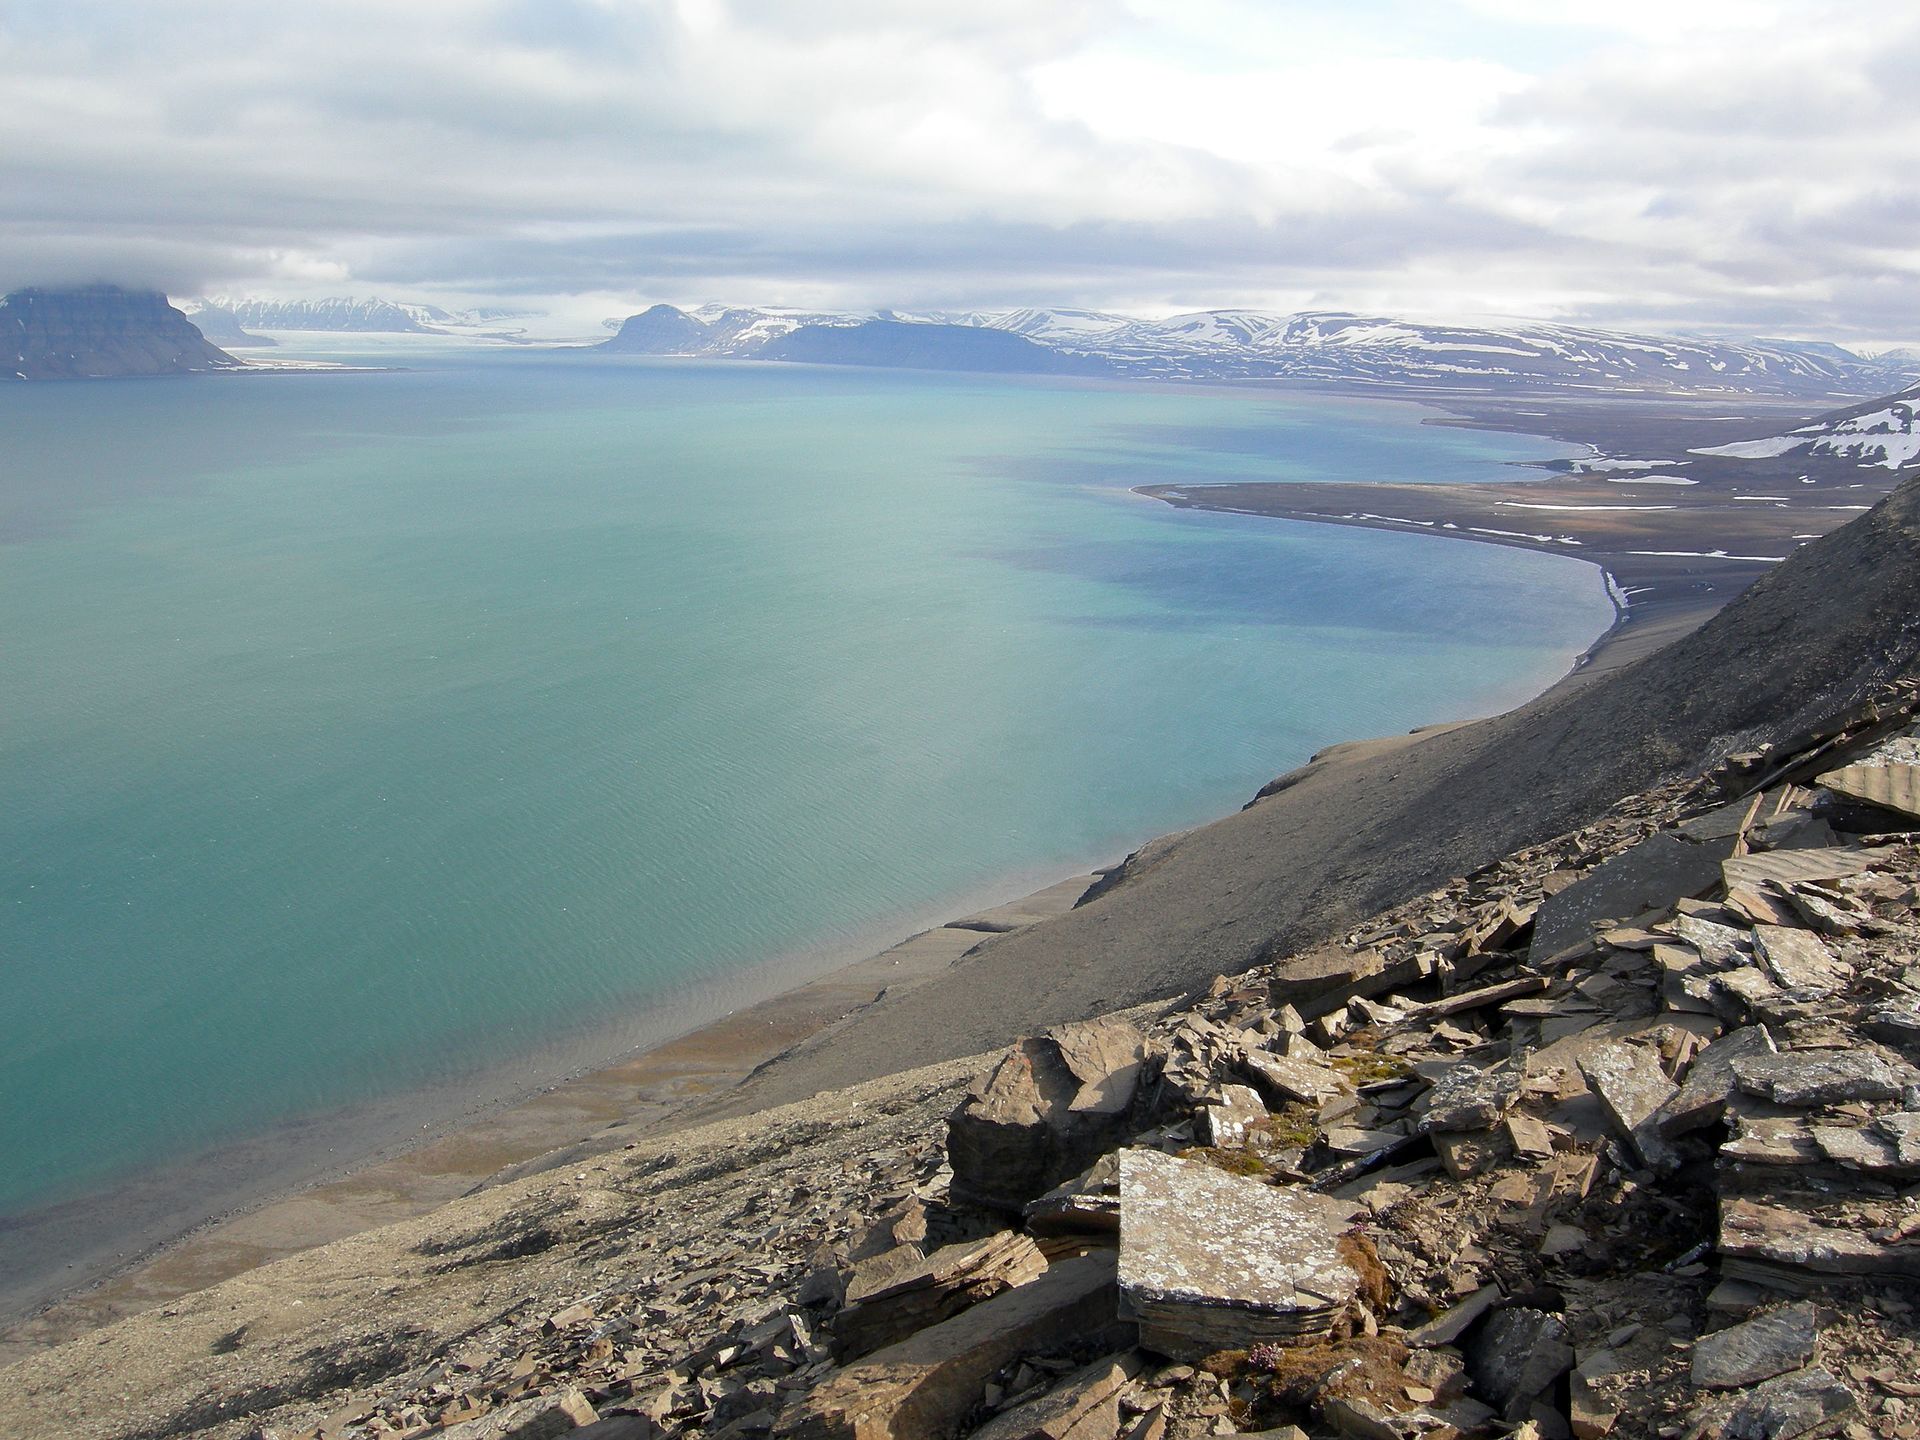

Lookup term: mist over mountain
[2,286,241,380]
[178,301,274,347]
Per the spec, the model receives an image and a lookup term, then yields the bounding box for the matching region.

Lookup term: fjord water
[0,347,1606,1250]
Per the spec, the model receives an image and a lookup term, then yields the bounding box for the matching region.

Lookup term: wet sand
[0,875,1096,1363]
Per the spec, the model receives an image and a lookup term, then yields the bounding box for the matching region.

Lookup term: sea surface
[0,342,1607,1259]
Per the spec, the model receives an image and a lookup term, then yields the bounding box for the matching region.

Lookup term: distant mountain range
[48,283,1909,399]
[594,302,1916,398]
[194,297,535,335]
[3,286,242,380]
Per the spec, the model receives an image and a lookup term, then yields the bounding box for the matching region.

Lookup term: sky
[2,0,1918,340]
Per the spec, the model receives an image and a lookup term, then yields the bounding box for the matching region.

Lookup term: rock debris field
[12,686,1920,1440]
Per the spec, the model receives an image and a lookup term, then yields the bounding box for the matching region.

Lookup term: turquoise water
[0,348,1606,1223]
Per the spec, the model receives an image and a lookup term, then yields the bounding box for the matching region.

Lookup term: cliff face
[1,286,243,379]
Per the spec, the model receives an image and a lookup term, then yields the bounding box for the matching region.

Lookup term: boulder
[834,1232,1049,1361]
[968,1353,1144,1440]
[1690,1367,1855,1440]
[1692,1305,1818,1391]
[1117,1148,1361,1359]
[1421,1063,1522,1134]
[777,1252,1123,1440]
[1199,1084,1269,1147]
[1732,1050,1914,1107]
[1462,1308,1572,1421]
[1657,1027,1776,1137]
[948,1019,1150,1213]
[1578,1042,1679,1172]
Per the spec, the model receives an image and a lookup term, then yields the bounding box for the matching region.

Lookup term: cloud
[0,0,1915,338]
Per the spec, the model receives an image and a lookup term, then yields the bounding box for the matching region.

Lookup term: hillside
[598,303,712,354]
[1691,385,1920,470]
[756,320,1111,375]
[1,286,243,380]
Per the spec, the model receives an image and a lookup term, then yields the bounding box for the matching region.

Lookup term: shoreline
[0,386,1855,1365]
[0,860,1102,1359]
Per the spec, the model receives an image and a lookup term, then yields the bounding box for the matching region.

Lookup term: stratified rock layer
[2,285,242,379]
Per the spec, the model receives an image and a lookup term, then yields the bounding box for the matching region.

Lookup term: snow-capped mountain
[1031,309,1911,395]
[210,296,434,333]
[202,296,536,334]
[589,301,1914,397]
[986,308,1135,343]
[1690,385,1920,470]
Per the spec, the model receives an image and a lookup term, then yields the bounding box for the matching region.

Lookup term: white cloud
[0,0,1916,339]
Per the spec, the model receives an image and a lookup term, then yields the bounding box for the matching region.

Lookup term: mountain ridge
[592,301,1915,398]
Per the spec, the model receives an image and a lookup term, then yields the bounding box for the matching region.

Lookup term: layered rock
[2,285,242,379]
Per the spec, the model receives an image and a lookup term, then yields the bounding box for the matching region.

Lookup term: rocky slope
[670,467,1920,1122]
[9,674,1920,1440]
[2,286,243,379]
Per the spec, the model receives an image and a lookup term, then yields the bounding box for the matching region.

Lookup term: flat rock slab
[780,1252,1122,1440]
[1690,1366,1855,1440]
[441,1388,599,1440]
[1720,1195,1920,1283]
[1721,849,1873,891]
[1242,1050,1350,1107]
[1693,1305,1818,1390]
[1421,1063,1522,1133]
[1751,927,1850,995]
[1659,1026,1777,1137]
[1732,1050,1914,1107]
[1117,1148,1359,1359]
[1817,762,1920,821]
[1874,1111,1920,1164]
[1579,1042,1679,1171]
[1674,915,1755,968]
[1532,832,1736,960]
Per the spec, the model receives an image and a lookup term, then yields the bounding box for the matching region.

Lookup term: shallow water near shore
[0,346,1604,1251]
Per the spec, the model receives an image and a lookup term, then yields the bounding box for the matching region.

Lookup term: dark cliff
[2,286,244,380]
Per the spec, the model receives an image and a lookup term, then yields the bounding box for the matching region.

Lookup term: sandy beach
[2,385,1892,1366]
